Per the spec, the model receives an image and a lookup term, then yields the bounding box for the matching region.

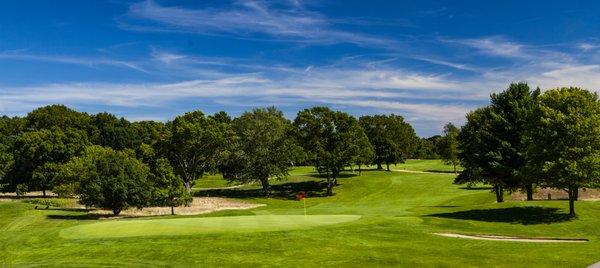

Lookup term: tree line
[449,83,600,215]
[0,105,427,215]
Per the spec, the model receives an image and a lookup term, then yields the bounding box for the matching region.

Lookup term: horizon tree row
[0,105,420,214]
[453,83,600,215]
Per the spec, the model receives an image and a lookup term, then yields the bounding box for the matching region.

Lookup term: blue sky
[1,0,600,136]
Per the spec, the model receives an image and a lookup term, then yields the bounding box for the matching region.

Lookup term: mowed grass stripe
[60,215,361,239]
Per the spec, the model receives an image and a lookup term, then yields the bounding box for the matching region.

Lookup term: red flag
[296,191,306,200]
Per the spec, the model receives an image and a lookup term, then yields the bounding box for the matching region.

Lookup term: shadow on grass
[428,206,574,225]
[426,170,459,174]
[313,173,358,179]
[459,186,494,190]
[196,180,329,199]
[47,214,108,220]
[0,195,60,200]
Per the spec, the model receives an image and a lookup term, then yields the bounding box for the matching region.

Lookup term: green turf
[1,160,599,267]
[386,159,462,173]
[61,215,361,239]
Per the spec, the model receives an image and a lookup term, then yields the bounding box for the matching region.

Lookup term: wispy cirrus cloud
[0,50,149,73]
[119,0,395,47]
[0,62,481,130]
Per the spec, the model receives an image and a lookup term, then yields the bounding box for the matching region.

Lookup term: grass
[1,160,599,267]
[60,215,361,239]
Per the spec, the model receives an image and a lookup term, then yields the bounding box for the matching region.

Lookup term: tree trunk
[525,184,534,201]
[377,162,382,170]
[42,188,46,198]
[113,208,121,216]
[386,162,390,171]
[494,185,504,203]
[568,186,576,216]
[358,164,362,176]
[184,180,191,192]
[260,178,270,197]
[453,164,457,174]
[171,206,175,215]
[326,178,333,196]
[574,187,579,201]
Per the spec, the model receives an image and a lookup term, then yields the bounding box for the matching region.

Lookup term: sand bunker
[89,197,265,217]
[512,188,600,201]
[434,233,588,243]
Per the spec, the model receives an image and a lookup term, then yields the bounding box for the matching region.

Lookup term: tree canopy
[525,87,600,215]
[224,107,301,195]
[294,107,369,195]
[437,123,460,173]
[57,146,151,215]
[160,110,235,191]
[359,114,417,171]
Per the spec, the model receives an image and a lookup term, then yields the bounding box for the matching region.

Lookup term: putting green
[60,215,361,239]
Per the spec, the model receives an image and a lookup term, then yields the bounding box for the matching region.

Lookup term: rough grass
[1,160,599,267]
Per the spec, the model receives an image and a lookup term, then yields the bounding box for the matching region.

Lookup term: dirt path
[434,233,588,243]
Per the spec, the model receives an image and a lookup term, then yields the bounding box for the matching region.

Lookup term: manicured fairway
[1,160,600,267]
[60,215,360,239]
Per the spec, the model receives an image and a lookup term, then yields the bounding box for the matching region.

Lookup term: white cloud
[0,51,149,73]
[121,0,394,47]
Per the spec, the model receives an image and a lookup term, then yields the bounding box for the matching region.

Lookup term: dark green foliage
[352,132,375,176]
[414,136,440,159]
[437,123,460,173]
[294,107,369,195]
[224,107,301,195]
[457,107,506,201]
[0,116,25,190]
[525,87,600,215]
[209,111,232,125]
[25,104,92,131]
[15,184,28,196]
[10,128,90,195]
[456,83,539,202]
[160,110,235,191]
[149,158,190,214]
[91,112,140,150]
[56,146,151,215]
[359,114,417,171]
[130,121,167,146]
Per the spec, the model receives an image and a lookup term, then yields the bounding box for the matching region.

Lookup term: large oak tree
[225,107,301,195]
[160,110,235,191]
[294,107,369,196]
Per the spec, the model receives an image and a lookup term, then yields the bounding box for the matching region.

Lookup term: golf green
[60,215,361,239]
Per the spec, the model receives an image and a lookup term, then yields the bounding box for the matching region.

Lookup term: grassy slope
[1,160,599,267]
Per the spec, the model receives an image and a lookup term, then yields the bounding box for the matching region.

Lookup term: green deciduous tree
[0,116,25,191]
[457,107,507,202]
[294,107,368,195]
[487,83,540,200]
[225,107,301,195]
[352,132,374,176]
[414,136,440,159]
[456,83,540,202]
[160,110,235,191]
[359,115,417,171]
[25,104,92,132]
[56,146,151,215]
[149,158,190,215]
[91,112,140,150]
[11,128,89,196]
[438,123,460,173]
[525,87,600,215]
